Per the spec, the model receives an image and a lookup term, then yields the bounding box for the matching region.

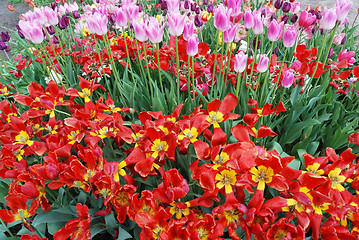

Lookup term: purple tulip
[133,20,148,42]
[214,4,231,32]
[282,2,291,13]
[194,15,203,27]
[283,25,298,48]
[46,26,55,35]
[257,54,269,73]
[207,4,214,13]
[290,14,298,23]
[58,16,69,30]
[267,19,284,42]
[234,51,248,73]
[0,32,10,42]
[282,69,295,88]
[0,41,7,51]
[187,34,199,57]
[167,12,185,37]
[73,11,80,19]
[274,0,283,9]
[321,8,337,30]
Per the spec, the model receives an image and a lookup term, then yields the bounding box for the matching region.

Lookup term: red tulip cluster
[0,79,358,239]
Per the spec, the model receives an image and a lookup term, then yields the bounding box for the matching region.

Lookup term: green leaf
[116,226,133,240]
[33,208,74,226]
[47,221,67,235]
[287,158,301,170]
[283,119,321,144]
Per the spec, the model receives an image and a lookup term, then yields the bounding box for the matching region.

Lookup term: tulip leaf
[117,227,132,240]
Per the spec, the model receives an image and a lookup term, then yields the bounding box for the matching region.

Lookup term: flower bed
[0,0,359,239]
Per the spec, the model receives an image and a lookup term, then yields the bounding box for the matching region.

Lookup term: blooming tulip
[187,34,199,56]
[267,19,284,42]
[282,69,294,88]
[252,13,263,35]
[146,17,165,44]
[166,0,180,12]
[86,12,108,36]
[243,9,254,29]
[18,20,44,44]
[228,0,242,17]
[321,8,337,30]
[167,12,185,37]
[335,0,352,22]
[42,6,58,26]
[223,23,236,43]
[298,11,316,29]
[133,20,148,42]
[234,51,248,73]
[113,7,127,28]
[214,4,231,32]
[183,20,195,41]
[283,25,298,48]
[257,54,269,73]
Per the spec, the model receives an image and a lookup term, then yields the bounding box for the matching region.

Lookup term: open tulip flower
[0,0,358,239]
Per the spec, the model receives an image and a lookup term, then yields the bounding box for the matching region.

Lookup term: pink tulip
[187,34,199,57]
[133,20,148,42]
[113,7,127,28]
[214,4,231,32]
[33,7,47,25]
[337,49,355,67]
[146,17,165,44]
[42,6,58,26]
[283,25,298,48]
[321,8,337,30]
[243,9,254,29]
[167,0,180,12]
[252,13,263,35]
[267,19,284,42]
[282,69,294,88]
[183,20,195,41]
[124,5,140,24]
[228,0,242,17]
[18,20,44,44]
[223,23,236,43]
[234,51,248,73]
[298,11,316,29]
[86,12,108,35]
[335,0,352,22]
[257,54,269,73]
[167,12,185,37]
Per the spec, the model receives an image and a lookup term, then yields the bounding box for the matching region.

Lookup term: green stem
[143,41,153,101]
[122,27,135,81]
[0,218,14,237]
[271,47,288,100]
[260,41,274,104]
[156,43,164,95]
[175,36,180,103]
[211,30,220,99]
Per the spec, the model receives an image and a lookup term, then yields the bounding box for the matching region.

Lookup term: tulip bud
[207,4,214,13]
[0,32,10,42]
[341,35,347,45]
[327,47,334,58]
[203,0,209,5]
[73,10,80,19]
[282,14,289,24]
[58,16,70,30]
[290,14,298,23]
[0,41,7,51]
[274,0,283,9]
[273,46,279,55]
[282,2,291,12]
[191,2,197,11]
[184,0,190,9]
[252,37,261,49]
[46,26,55,35]
[194,15,203,27]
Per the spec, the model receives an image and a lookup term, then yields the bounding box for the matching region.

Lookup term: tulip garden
[1,0,359,239]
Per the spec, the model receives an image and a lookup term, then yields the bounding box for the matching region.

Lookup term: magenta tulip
[113,7,127,28]
[243,9,254,29]
[167,12,185,37]
[214,4,231,32]
[228,0,242,17]
[166,0,180,12]
[283,25,298,48]
[223,23,236,43]
[321,8,337,30]
[267,19,284,42]
[282,69,294,88]
[257,54,269,73]
[187,34,199,57]
[252,13,264,35]
[234,51,248,73]
[298,11,316,29]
